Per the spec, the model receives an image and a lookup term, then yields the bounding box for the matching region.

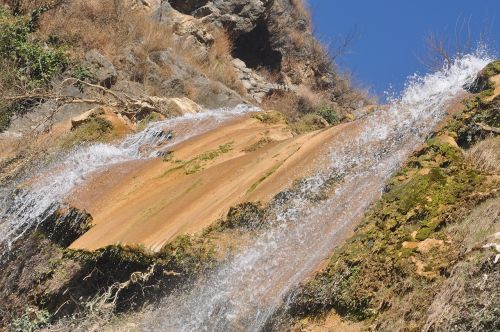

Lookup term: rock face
[232,58,291,103]
[157,0,343,103]
[84,49,118,88]
[39,206,93,247]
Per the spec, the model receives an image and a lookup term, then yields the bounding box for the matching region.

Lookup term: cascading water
[139,53,491,331]
[0,105,257,257]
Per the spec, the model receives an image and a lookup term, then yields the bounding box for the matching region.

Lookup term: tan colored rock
[165,97,203,115]
[435,134,460,149]
[402,241,418,249]
[70,108,103,129]
[417,238,445,253]
[411,257,437,279]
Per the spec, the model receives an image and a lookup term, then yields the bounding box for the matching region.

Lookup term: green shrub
[292,113,328,133]
[0,106,13,132]
[72,65,96,92]
[316,106,338,125]
[0,6,68,87]
[10,307,51,332]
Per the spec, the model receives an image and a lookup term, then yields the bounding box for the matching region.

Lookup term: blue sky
[308,0,500,98]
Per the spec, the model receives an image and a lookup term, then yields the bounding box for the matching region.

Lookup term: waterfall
[139,53,491,331]
[0,105,258,256]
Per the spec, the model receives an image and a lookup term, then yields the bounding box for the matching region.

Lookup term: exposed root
[86,263,157,315]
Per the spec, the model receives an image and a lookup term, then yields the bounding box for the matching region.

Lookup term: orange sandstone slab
[69,115,349,252]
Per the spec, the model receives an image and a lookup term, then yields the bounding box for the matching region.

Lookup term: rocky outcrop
[232,58,291,102]
[164,97,202,115]
[38,206,93,247]
[152,0,356,107]
[84,49,118,89]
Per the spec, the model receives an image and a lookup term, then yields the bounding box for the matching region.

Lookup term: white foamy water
[139,53,491,331]
[0,105,258,254]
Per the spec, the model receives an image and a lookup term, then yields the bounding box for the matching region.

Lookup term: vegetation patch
[243,137,275,152]
[316,105,339,125]
[0,198,272,328]
[162,142,234,176]
[247,163,283,194]
[286,86,500,330]
[252,111,286,124]
[446,95,499,148]
[0,6,68,87]
[0,4,69,133]
[60,116,115,148]
[10,306,51,332]
[468,60,500,94]
[291,113,329,133]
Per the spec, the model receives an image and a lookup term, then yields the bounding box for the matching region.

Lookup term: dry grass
[206,30,244,94]
[466,136,500,173]
[262,90,300,119]
[289,28,307,49]
[178,29,245,95]
[261,86,331,122]
[290,0,311,24]
[296,85,328,110]
[39,0,173,60]
[38,0,244,94]
[257,67,281,84]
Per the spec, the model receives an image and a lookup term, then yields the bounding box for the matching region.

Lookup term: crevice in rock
[169,0,208,15]
[232,22,282,71]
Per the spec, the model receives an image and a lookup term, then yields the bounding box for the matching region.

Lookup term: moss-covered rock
[468,60,500,94]
[287,87,500,330]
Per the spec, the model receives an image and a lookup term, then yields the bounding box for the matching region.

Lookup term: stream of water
[139,53,491,331]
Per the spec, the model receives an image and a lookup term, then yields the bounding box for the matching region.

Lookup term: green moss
[289,125,489,325]
[481,60,500,78]
[160,142,235,176]
[60,117,114,148]
[184,162,202,175]
[243,137,274,152]
[210,202,266,231]
[292,113,328,134]
[252,111,285,124]
[162,151,173,162]
[447,97,497,148]
[467,61,500,95]
[199,142,233,160]
[247,163,282,193]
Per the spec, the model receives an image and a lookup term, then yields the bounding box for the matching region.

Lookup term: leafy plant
[316,106,338,125]
[72,65,96,92]
[10,307,51,332]
[0,6,68,87]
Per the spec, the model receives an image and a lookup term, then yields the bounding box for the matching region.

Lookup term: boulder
[70,108,103,129]
[84,49,118,88]
[165,97,203,115]
[209,0,271,35]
